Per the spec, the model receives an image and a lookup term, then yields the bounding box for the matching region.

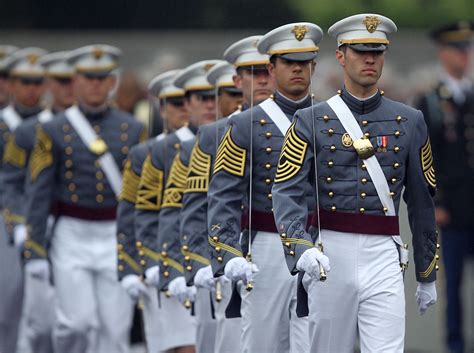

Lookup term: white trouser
[21,272,56,353]
[213,280,241,353]
[50,216,134,353]
[240,231,309,353]
[141,286,163,353]
[195,287,216,353]
[156,292,196,351]
[308,230,405,353]
[0,214,23,353]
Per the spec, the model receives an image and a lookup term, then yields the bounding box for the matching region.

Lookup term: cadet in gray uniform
[272,14,439,353]
[24,45,144,353]
[180,36,273,353]
[3,50,75,353]
[117,69,188,353]
[207,23,323,353]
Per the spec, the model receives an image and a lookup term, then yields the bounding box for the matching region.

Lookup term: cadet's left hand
[169,276,196,304]
[121,274,149,301]
[416,281,437,315]
[13,224,27,248]
[296,247,330,279]
[194,265,216,292]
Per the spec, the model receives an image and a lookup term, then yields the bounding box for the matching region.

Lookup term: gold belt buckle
[353,137,375,159]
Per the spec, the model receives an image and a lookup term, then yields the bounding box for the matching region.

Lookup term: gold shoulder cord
[29,127,53,182]
[162,150,188,208]
[119,159,141,203]
[3,134,27,168]
[185,139,211,193]
[135,154,164,210]
[214,125,247,177]
[420,137,436,188]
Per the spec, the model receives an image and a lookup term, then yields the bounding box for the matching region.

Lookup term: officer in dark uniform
[415,21,474,353]
[24,44,145,353]
[272,14,439,352]
[3,50,74,353]
[117,69,188,353]
[207,23,323,353]
[0,46,47,353]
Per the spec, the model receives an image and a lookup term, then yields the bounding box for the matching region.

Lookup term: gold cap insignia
[341,133,353,148]
[89,138,108,155]
[92,47,104,60]
[204,63,215,72]
[292,25,309,41]
[26,54,39,65]
[363,16,381,33]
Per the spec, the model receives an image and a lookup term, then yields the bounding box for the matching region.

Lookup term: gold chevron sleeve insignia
[136,154,164,210]
[213,126,247,177]
[185,139,211,193]
[3,135,26,168]
[274,121,308,183]
[29,127,53,182]
[162,151,188,208]
[119,159,141,203]
[419,255,436,279]
[420,137,436,188]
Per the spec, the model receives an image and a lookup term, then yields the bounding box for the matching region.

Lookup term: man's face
[267,57,314,100]
[160,97,189,131]
[73,74,115,107]
[0,73,10,106]
[9,77,45,108]
[336,47,385,89]
[185,93,216,125]
[234,68,275,105]
[48,77,75,110]
[218,90,243,117]
[438,45,471,79]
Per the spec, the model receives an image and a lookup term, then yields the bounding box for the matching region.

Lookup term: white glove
[25,259,50,281]
[416,281,437,315]
[121,274,149,301]
[168,276,196,304]
[13,224,27,248]
[296,247,330,279]
[144,266,160,287]
[224,257,258,284]
[194,265,216,291]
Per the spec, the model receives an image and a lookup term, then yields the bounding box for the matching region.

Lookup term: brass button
[182,245,189,251]
[186,265,192,271]
[323,115,329,122]
[96,183,104,191]
[161,251,168,257]
[328,128,334,136]
[62,124,70,132]
[265,178,272,185]
[280,233,287,238]
[184,256,190,261]
[337,90,342,95]
[360,192,367,199]
[121,146,129,154]
[23,250,31,259]
[362,120,368,126]
[95,160,101,168]
[96,194,104,203]
[265,163,272,170]
[391,178,397,184]
[331,205,336,212]
[140,260,146,266]
[121,122,129,130]
[435,265,439,271]
[361,178,368,184]
[139,250,144,256]
[118,254,123,260]
[394,130,401,138]
[120,133,128,141]
[435,254,440,260]
[393,162,400,169]
[436,243,440,249]
[215,247,221,252]
[260,119,267,126]
[117,244,124,250]
[64,135,72,143]
[174,143,180,149]
[136,241,143,247]
[289,250,295,256]
[285,242,290,247]
[383,207,388,213]
[163,271,170,277]
[96,171,104,179]
[68,183,76,192]
[330,145,336,152]
[396,116,402,123]
[267,193,272,200]
[65,171,73,179]
[265,147,272,154]
[94,125,101,133]
[394,146,400,153]
[361,163,366,170]
[163,261,169,267]
[326,176,332,183]
[71,194,78,202]
[328,160,334,168]
[265,132,272,139]
[65,159,73,168]
[118,265,124,271]
[328,191,334,198]
[359,208,365,214]
[212,236,219,242]
[389,191,395,197]
[65,146,73,155]
[217,256,223,262]
[364,132,370,138]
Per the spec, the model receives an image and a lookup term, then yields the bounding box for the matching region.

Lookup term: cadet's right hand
[168,276,196,304]
[296,248,330,279]
[25,259,50,281]
[13,224,27,248]
[121,274,149,301]
[224,257,259,285]
[194,265,216,292]
[144,265,160,287]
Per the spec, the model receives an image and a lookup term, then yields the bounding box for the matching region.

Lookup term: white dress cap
[67,44,122,77]
[174,60,223,93]
[40,51,75,78]
[7,47,48,79]
[223,35,269,68]
[148,69,185,99]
